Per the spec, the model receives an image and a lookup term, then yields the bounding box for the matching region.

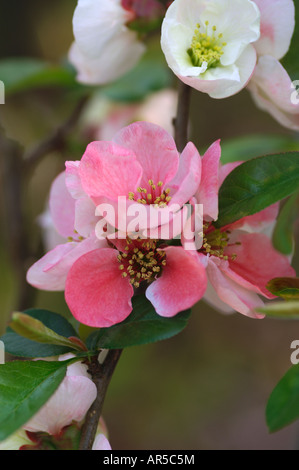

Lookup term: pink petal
[26,236,105,291]
[224,232,296,298]
[146,246,207,317]
[49,172,76,238]
[25,376,97,436]
[79,140,143,202]
[206,257,265,318]
[92,434,112,450]
[65,248,134,327]
[249,56,299,131]
[168,142,202,207]
[74,197,98,238]
[196,140,221,221]
[254,0,295,60]
[65,161,86,199]
[113,121,179,188]
[225,203,279,233]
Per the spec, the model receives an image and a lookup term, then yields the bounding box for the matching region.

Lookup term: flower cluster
[27,122,295,328]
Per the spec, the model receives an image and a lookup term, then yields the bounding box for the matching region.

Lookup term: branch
[174,81,191,152]
[24,95,89,172]
[79,349,123,450]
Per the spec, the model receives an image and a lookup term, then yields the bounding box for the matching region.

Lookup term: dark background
[0,0,299,450]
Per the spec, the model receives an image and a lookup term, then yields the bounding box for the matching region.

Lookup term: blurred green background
[1,0,299,450]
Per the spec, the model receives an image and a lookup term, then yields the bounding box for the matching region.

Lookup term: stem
[174,81,191,152]
[79,349,123,450]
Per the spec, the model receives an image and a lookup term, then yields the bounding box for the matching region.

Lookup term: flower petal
[24,376,97,436]
[113,121,179,188]
[65,248,134,327]
[253,0,295,60]
[206,257,265,318]
[26,236,105,291]
[224,232,296,298]
[79,140,143,202]
[249,55,299,130]
[146,246,207,317]
[49,172,76,239]
[196,139,221,221]
[92,434,112,450]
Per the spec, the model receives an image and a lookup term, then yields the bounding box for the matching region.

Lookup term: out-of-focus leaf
[266,278,299,301]
[272,192,299,255]
[0,58,79,95]
[0,359,73,441]
[256,301,299,319]
[101,41,173,102]
[221,134,299,164]
[86,295,191,350]
[216,152,299,228]
[0,309,78,358]
[266,364,299,433]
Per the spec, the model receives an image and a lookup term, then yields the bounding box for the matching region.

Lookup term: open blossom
[184,145,296,318]
[0,355,110,450]
[161,0,298,129]
[69,0,146,85]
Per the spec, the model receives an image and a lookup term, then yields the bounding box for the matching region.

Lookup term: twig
[174,81,191,152]
[79,349,123,450]
[24,94,89,172]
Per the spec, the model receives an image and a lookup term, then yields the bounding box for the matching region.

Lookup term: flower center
[118,238,166,288]
[128,179,172,208]
[187,21,227,69]
[199,225,239,261]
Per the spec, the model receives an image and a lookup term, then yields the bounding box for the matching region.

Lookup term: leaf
[0,359,72,441]
[9,313,85,351]
[266,364,299,433]
[0,58,78,95]
[272,192,299,255]
[215,152,299,228]
[266,278,299,301]
[86,295,191,350]
[220,134,299,164]
[256,301,299,319]
[0,309,78,358]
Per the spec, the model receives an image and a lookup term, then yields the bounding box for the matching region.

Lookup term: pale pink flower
[185,143,296,318]
[69,0,146,85]
[161,0,298,130]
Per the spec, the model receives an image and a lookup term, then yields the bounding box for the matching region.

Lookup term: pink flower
[69,121,202,235]
[65,237,207,327]
[186,143,296,318]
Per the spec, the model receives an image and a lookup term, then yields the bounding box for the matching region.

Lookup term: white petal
[73,0,133,57]
[92,434,112,450]
[69,30,145,85]
[253,0,295,60]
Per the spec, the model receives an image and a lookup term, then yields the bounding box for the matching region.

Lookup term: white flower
[69,0,146,85]
[161,0,261,98]
[161,0,298,130]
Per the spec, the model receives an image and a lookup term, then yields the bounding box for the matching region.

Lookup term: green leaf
[266,278,299,301]
[266,365,299,433]
[220,134,299,164]
[101,41,173,102]
[272,192,299,255]
[9,313,85,352]
[1,309,78,358]
[256,301,299,319]
[0,58,78,95]
[0,359,72,441]
[86,295,191,350]
[280,3,299,82]
[215,152,299,228]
